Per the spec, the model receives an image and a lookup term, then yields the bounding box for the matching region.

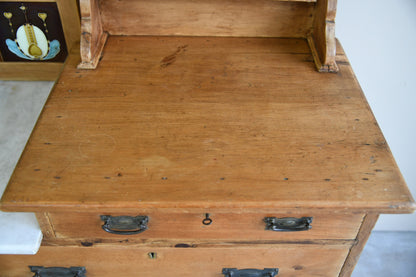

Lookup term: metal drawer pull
[29,266,86,277]
[100,215,149,235]
[222,268,279,277]
[264,217,312,232]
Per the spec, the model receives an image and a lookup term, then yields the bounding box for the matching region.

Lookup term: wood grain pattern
[75,0,341,71]
[339,213,379,277]
[44,212,363,241]
[77,0,318,68]
[1,37,414,214]
[0,62,63,81]
[56,0,81,52]
[35,213,56,240]
[98,0,315,37]
[0,244,349,277]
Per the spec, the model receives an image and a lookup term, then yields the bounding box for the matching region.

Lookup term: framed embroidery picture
[0,0,79,80]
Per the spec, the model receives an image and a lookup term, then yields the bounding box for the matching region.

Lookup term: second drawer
[0,244,350,276]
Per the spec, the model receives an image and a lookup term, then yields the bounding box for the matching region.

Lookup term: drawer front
[0,244,349,277]
[42,212,363,242]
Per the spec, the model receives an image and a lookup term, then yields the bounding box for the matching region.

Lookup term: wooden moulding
[77,0,338,72]
[0,0,80,80]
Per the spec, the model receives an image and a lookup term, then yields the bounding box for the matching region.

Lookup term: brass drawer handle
[222,268,279,277]
[264,217,312,232]
[100,215,149,235]
[29,266,86,277]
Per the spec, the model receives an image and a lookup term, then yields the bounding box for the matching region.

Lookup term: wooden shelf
[78,0,337,72]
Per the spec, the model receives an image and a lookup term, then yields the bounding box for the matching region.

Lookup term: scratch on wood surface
[45,212,57,238]
[78,134,117,158]
[160,45,188,68]
[138,156,172,178]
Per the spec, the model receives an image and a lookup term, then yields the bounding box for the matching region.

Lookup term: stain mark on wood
[81,241,94,247]
[175,243,195,248]
[293,265,304,270]
[80,239,102,247]
[337,61,350,66]
[160,45,188,68]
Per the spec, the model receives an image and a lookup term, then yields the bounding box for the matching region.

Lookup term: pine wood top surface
[1,36,414,213]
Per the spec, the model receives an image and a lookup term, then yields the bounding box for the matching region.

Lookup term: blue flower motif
[5,38,61,60]
[5,39,29,59]
[43,40,60,60]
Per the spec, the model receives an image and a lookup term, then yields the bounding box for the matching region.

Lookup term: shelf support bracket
[308,0,339,73]
[78,0,108,69]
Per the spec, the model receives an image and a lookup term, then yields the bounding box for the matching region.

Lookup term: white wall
[336,0,416,231]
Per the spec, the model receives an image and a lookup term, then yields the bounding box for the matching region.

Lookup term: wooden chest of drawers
[0,0,414,276]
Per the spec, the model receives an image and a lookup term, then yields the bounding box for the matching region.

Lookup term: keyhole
[148,252,157,259]
[202,213,212,225]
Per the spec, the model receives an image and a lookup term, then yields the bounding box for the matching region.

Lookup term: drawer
[0,244,350,276]
[40,212,364,242]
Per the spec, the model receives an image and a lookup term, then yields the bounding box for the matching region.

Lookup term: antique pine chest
[0,0,415,276]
